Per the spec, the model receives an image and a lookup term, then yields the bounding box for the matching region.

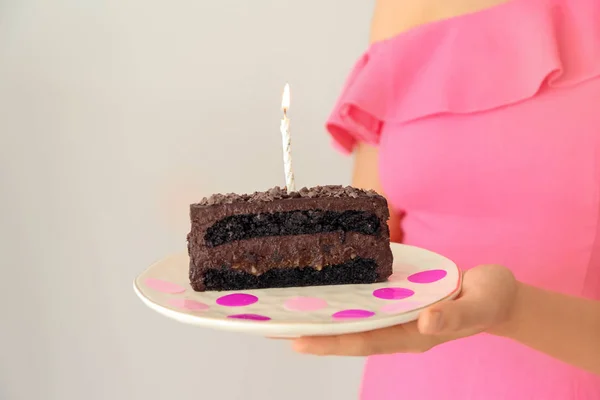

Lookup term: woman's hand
[291,264,519,356]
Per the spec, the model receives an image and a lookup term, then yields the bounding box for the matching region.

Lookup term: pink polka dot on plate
[216,293,258,307]
[144,278,186,294]
[408,269,448,284]
[373,287,415,300]
[168,298,209,311]
[284,297,328,312]
[332,309,375,320]
[380,301,424,314]
[228,314,271,321]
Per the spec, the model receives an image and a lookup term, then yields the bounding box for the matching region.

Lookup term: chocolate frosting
[196,185,379,206]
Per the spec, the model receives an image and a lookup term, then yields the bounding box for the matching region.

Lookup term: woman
[291,0,600,398]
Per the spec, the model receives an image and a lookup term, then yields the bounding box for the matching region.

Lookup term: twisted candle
[280,83,295,192]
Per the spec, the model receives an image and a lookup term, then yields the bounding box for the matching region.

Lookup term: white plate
[133,243,462,337]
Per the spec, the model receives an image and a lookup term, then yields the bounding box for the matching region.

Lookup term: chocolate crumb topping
[196,185,379,207]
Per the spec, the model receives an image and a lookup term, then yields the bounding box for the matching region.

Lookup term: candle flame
[281,83,290,111]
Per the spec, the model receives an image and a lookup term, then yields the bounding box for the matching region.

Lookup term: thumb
[418,296,492,335]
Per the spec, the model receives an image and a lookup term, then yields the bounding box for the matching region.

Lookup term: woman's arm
[493,282,600,375]
[352,144,402,242]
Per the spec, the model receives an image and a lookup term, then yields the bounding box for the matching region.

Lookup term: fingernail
[425,310,444,334]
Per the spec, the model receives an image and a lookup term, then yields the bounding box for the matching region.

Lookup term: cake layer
[205,209,380,247]
[199,257,379,291]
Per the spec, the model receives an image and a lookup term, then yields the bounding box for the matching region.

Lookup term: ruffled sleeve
[326,0,600,154]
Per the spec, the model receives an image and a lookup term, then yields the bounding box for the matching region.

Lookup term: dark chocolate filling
[204,210,380,247]
[201,257,379,291]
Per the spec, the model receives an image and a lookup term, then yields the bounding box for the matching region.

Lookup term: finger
[419,297,491,335]
[292,323,437,356]
[292,334,345,356]
[292,328,395,356]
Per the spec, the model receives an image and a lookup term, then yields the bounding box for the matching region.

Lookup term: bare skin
[289,0,600,376]
[369,0,511,43]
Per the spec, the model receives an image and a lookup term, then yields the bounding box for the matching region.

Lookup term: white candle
[280,83,295,192]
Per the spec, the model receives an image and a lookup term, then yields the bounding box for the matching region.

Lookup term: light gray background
[0,1,374,399]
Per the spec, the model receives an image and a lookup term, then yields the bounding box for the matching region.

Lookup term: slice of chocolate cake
[187,185,393,292]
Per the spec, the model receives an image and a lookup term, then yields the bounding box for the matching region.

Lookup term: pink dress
[326,0,600,398]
